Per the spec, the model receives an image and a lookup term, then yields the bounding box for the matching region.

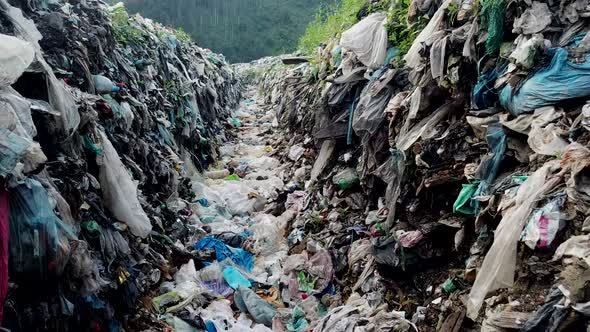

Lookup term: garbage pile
[0,0,240,330]
[250,0,590,330]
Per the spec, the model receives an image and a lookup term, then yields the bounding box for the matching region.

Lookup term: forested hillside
[119,0,329,62]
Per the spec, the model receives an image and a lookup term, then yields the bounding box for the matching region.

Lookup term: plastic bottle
[93,75,120,94]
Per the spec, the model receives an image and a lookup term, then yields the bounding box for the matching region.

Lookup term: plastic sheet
[98,130,152,238]
[0,34,34,87]
[340,13,388,69]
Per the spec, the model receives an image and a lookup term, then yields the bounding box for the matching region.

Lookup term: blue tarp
[500,46,590,115]
[194,236,254,271]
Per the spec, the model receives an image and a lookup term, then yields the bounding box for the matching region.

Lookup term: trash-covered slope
[0,0,240,330]
[249,0,590,330]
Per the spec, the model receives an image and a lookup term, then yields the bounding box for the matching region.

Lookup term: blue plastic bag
[500,46,590,115]
[194,236,254,271]
[222,266,251,289]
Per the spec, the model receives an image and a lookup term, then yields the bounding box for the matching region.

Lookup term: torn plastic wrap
[97,130,152,238]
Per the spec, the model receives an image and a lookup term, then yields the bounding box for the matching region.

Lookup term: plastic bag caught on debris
[500,46,590,115]
[98,130,152,238]
[9,178,75,280]
[340,13,388,69]
[0,34,34,87]
[467,160,560,319]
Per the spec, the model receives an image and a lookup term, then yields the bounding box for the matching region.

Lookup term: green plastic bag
[453,182,480,215]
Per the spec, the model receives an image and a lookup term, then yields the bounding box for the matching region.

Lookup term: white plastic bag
[0,87,46,176]
[340,13,388,69]
[0,34,34,87]
[98,130,152,238]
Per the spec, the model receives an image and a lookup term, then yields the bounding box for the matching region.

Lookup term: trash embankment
[247,1,590,330]
[0,0,242,330]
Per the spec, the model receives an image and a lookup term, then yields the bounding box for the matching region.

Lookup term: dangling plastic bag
[9,178,75,280]
[97,130,152,238]
[340,13,388,69]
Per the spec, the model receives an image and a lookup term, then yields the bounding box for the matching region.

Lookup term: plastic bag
[194,236,254,271]
[0,34,34,87]
[98,130,152,238]
[0,87,47,176]
[500,46,590,115]
[340,13,388,69]
[467,160,560,319]
[234,286,277,327]
[9,178,75,280]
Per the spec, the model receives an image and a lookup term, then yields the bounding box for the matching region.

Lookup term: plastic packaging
[98,130,152,238]
[521,197,563,249]
[340,13,388,69]
[0,34,34,87]
[9,178,75,280]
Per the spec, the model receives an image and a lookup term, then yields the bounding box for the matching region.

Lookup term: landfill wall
[0,0,240,329]
[253,0,590,330]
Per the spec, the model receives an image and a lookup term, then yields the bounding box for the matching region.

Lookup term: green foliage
[110,5,144,45]
[174,28,192,44]
[117,0,327,63]
[385,0,427,60]
[297,0,367,54]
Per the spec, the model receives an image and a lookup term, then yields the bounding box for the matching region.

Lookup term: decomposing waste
[1,0,590,331]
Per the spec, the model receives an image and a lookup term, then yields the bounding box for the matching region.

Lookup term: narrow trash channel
[168,85,321,331]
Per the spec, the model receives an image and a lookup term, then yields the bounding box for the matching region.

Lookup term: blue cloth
[500,45,590,115]
[223,266,251,289]
[194,236,254,271]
